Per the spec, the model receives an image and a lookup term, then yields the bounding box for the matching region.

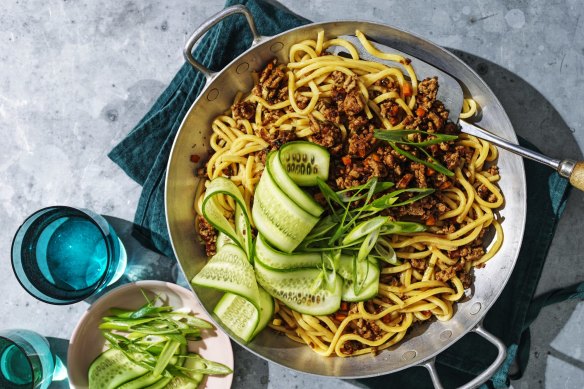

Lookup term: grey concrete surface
[1,0,583,388]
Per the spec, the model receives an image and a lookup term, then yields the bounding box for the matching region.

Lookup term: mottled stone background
[1,1,583,388]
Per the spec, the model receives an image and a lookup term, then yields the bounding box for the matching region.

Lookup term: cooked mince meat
[435,267,456,282]
[252,58,287,103]
[317,100,341,124]
[197,216,217,257]
[348,124,377,157]
[380,100,404,126]
[308,116,343,154]
[416,77,439,110]
[296,93,311,110]
[459,272,473,289]
[262,110,282,127]
[347,114,369,132]
[231,101,255,120]
[255,127,298,165]
[258,128,297,150]
[343,90,365,116]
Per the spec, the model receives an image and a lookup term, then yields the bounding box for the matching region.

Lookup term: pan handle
[183,5,263,80]
[421,322,507,389]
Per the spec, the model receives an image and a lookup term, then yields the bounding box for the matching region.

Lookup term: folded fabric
[109,0,579,387]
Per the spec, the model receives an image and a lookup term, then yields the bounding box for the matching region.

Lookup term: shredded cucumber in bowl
[88,291,232,389]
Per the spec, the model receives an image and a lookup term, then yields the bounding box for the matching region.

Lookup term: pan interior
[165,21,526,378]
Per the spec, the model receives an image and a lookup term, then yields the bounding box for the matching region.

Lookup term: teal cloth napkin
[109,0,582,387]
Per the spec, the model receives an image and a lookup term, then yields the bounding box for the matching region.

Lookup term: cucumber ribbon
[193,178,262,341]
[200,177,253,257]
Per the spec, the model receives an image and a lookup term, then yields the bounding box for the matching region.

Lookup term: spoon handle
[459,120,583,190]
[569,162,584,191]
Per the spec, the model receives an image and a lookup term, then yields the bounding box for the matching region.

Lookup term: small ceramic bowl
[68,280,234,389]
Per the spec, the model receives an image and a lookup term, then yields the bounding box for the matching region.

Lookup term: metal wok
[165,5,526,388]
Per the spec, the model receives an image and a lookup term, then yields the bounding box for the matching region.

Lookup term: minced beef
[308,116,343,154]
[252,58,287,103]
[459,272,473,289]
[380,100,403,126]
[197,216,217,257]
[255,127,298,165]
[435,267,456,282]
[343,90,365,116]
[317,100,340,124]
[231,101,255,120]
[257,127,297,150]
[416,77,439,110]
[348,124,377,157]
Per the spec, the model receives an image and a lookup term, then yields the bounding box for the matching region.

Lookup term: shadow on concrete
[231,342,270,389]
[47,337,69,389]
[84,216,187,305]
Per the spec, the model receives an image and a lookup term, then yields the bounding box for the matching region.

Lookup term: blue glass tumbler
[0,329,66,389]
[11,206,127,304]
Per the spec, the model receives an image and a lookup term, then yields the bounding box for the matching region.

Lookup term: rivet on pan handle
[421,322,507,389]
[183,5,263,80]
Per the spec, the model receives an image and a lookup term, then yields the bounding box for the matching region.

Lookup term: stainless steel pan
[165,5,526,388]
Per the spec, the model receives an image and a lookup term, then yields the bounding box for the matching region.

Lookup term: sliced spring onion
[381,221,427,234]
[357,227,381,263]
[374,129,458,146]
[390,143,454,177]
[343,216,388,245]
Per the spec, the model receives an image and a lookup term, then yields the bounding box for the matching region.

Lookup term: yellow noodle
[460,98,477,119]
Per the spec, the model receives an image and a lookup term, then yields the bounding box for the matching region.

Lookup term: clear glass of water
[0,329,65,389]
[11,206,127,304]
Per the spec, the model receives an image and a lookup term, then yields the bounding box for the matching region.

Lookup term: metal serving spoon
[330,35,584,191]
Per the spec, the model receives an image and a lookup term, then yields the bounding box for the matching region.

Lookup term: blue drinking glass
[11,206,127,304]
[0,329,66,389]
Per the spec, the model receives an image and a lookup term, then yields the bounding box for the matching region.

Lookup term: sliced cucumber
[118,372,167,389]
[216,231,234,251]
[255,234,322,271]
[88,348,149,389]
[214,292,259,342]
[191,244,260,310]
[336,254,355,280]
[252,166,319,253]
[144,376,172,389]
[278,141,330,186]
[254,259,342,315]
[235,205,251,258]
[164,375,198,389]
[267,151,324,217]
[201,177,252,256]
[252,286,275,338]
[182,356,206,388]
[166,354,223,389]
[339,257,380,302]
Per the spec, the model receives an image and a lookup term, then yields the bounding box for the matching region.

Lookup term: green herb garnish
[302,177,431,292]
[374,129,458,177]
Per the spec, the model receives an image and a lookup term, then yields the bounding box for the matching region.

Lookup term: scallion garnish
[374,129,458,177]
